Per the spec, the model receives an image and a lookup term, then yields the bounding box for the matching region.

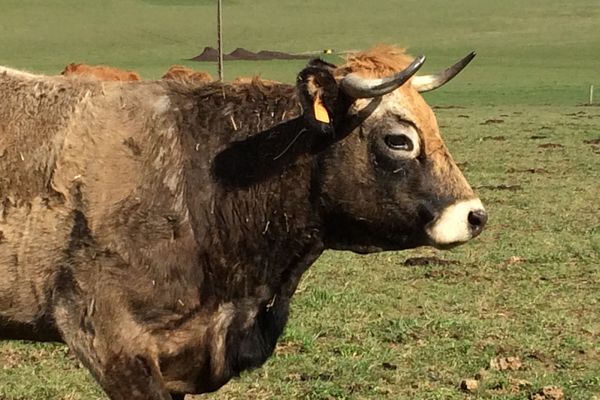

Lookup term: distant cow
[61,63,141,81]
[232,76,279,85]
[161,65,212,83]
[0,45,486,399]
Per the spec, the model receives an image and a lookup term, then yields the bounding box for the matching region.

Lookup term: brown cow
[61,63,141,81]
[231,75,279,85]
[0,45,486,399]
[161,65,212,83]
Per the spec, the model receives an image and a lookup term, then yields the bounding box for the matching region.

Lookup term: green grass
[0,0,598,105]
[1,1,599,399]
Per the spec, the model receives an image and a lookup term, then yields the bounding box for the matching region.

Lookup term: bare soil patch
[477,184,522,192]
[506,167,548,174]
[403,256,459,267]
[432,105,466,109]
[483,135,506,141]
[481,118,505,125]
[538,143,564,149]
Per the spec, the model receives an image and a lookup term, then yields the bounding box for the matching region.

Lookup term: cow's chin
[325,230,430,254]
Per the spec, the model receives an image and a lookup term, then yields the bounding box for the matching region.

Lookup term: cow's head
[297,45,486,253]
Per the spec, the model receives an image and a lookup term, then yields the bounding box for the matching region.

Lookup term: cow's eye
[384,134,414,152]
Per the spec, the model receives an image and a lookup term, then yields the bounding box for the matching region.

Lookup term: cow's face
[299,47,486,253]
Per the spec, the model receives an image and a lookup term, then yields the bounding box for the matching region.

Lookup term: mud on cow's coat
[0,45,486,399]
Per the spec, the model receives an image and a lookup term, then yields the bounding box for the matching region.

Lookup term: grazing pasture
[0,0,599,399]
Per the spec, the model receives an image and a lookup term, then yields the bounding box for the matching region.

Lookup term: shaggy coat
[0,46,483,399]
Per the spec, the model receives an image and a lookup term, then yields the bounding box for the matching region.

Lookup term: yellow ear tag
[313,95,330,124]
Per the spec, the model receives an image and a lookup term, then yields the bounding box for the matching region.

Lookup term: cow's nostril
[468,209,488,237]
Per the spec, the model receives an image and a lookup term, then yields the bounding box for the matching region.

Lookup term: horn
[411,51,476,93]
[340,55,426,99]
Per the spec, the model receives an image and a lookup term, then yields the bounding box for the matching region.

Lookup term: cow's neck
[200,115,326,303]
[196,121,327,382]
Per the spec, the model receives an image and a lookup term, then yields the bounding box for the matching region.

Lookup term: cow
[231,76,279,85]
[161,65,213,83]
[61,63,141,81]
[0,45,486,399]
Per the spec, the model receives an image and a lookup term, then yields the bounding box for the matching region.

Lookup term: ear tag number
[313,95,330,124]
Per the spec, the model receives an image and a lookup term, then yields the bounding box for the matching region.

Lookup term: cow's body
[161,65,213,83]
[61,63,142,81]
[0,70,313,392]
[0,46,486,399]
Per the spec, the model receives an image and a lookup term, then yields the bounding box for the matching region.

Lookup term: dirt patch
[490,356,522,371]
[293,373,334,382]
[477,184,522,192]
[577,102,600,107]
[191,46,307,61]
[538,143,564,149]
[432,105,466,109]
[404,256,459,266]
[381,362,397,370]
[587,139,600,154]
[481,118,504,125]
[483,135,506,141]
[531,386,564,400]
[458,114,470,118]
[460,378,479,393]
[506,167,548,174]
[275,340,304,355]
[504,256,527,265]
[530,135,548,140]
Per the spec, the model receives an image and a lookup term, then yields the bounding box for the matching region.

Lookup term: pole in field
[590,85,594,105]
[217,0,224,81]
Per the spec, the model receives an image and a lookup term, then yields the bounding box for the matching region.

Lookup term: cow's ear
[296,59,341,136]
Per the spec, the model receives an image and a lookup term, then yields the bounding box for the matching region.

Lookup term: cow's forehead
[350,86,445,154]
[335,44,415,78]
[336,45,448,154]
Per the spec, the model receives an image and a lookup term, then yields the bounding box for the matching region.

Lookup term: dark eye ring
[384,134,414,152]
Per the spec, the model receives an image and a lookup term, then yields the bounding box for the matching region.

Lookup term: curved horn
[412,51,476,93]
[341,55,426,99]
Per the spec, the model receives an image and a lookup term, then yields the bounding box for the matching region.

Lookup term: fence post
[217,0,224,81]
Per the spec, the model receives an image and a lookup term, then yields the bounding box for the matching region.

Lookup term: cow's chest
[158,293,290,394]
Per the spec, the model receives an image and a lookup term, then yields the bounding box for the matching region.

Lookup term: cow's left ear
[296,59,343,137]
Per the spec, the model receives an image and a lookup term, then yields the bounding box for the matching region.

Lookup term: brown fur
[61,63,141,81]
[231,76,279,85]
[337,44,415,77]
[0,45,482,399]
[161,65,212,84]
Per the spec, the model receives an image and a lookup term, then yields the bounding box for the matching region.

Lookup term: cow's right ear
[296,59,343,137]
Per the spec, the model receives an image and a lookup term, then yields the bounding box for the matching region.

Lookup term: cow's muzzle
[425,198,487,248]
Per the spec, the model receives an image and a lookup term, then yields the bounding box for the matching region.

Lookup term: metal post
[217,0,224,81]
[590,85,594,105]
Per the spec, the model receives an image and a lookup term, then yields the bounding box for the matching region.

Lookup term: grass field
[1,1,599,399]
